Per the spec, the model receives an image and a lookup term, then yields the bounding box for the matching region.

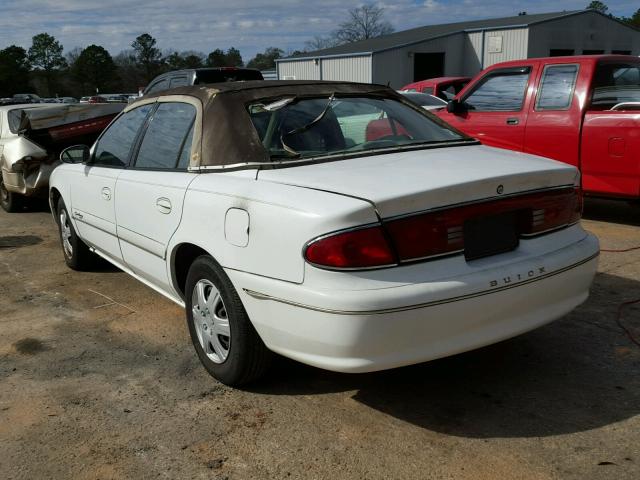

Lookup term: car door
[581,61,640,197]
[524,63,582,168]
[71,104,153,263]
[114,99,199,291]
[441,66,536,151]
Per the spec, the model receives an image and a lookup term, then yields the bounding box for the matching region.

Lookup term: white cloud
[0,0,635,60]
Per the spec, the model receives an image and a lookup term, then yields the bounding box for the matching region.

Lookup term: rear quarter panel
[168,171,378,284]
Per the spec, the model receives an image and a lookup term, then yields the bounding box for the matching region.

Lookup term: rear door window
[134,102,196,170]
[169,76,189,88]
[464,68,531,111]
[535,64,579,110]
[93,105,153,167]
[591,62,640,109]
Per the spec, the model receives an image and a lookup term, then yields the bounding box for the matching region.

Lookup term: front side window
[134,102,196,170]
[535,64,579,110]
[464,69,531,111]
[591,62,640,109]
[248,95,465,161]
[146,79,169,95]
[93,104,152,167]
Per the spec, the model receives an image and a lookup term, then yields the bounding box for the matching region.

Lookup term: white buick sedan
[50,81,599,386]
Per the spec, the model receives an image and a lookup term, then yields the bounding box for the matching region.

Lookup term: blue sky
[0,0,637,61]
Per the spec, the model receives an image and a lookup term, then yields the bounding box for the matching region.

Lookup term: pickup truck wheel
[0,178,24,213]
[185,255,272,386]
[57,198,94,271]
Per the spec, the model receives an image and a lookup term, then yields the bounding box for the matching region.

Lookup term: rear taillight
[519,187,582,236]
[304,226,395,269]
[304,187,582,270]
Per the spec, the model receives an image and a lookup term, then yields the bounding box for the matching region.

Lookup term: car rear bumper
[229,232,599,373]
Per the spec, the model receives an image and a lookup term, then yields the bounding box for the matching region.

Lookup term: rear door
[114,99,199,291]
[524,63,582,167]
[440,66,536,151]
[71,104,153,263]
[581,60,640,198]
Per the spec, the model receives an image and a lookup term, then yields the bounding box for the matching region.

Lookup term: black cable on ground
[600,246,640,347]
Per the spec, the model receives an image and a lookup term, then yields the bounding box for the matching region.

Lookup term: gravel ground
[0,198,639,480]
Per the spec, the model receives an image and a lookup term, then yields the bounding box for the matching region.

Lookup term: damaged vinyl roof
[133,81,411,170]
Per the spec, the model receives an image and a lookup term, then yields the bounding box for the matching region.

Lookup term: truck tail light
[305,187,582,270]
[304,226,395,269]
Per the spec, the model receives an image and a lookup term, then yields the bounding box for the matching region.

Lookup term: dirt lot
[1,199,639,480]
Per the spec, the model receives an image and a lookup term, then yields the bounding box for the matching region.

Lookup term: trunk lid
[256,145,578,218]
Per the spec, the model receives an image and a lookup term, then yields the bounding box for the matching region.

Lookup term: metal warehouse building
[276,9,640,88]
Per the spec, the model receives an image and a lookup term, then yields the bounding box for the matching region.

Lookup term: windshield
[248,95,466,160]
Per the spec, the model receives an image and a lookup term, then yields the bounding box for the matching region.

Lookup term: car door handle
[101,187,111,201]
[156,197,172,214]
[506,118,519,125]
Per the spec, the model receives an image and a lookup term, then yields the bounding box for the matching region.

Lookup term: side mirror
[446,99,466,114]
[60,145,90,164]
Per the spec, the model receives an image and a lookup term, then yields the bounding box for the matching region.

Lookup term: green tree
[0,46,30,97]
[182,53,204,68]
[71,44,118,94]
[586,1,608,14]
[166,51,186,70]
[334,3,394,44]
[27,32,67,95]
[225,47,243,67]
[246,47,283,70]
[206,48,227,67]
[621,8,640,28]
[131,33,162,81]
[114,49,143,93]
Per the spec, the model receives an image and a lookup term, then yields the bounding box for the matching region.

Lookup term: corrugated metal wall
[481,28,529,67]
[528,11,640,57]
[277,59,320,80]
[372,33,465,88]
[321,56,372,83]
[463,32,484,75]
[277,55,371,82]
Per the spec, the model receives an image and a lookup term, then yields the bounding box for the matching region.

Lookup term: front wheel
[185,255,272,386]
[0,177,24,213]
[57,198,95,270]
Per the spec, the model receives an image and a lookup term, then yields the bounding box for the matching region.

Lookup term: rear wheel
[57,198,94,270]
[0,178,24,213]
[185,255,272,386]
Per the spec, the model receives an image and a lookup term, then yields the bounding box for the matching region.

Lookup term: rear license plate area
[464,211,519,261]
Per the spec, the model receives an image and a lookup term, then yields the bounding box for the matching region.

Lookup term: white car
[50,81,599,386]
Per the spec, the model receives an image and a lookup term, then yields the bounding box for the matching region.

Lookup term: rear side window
[591,62,640,109]
[134,102,196,170]
[464,68,531,111]
[93,105,152,167]
[535,64,579,110]
[420,87,434,95]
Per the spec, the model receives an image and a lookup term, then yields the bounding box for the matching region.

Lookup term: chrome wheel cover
[59,209,73,258]
[192,279,231,364]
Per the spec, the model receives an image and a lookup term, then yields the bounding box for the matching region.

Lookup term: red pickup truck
[437,55,640,200]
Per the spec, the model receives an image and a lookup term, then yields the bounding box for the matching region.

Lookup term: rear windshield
[247,95,466,161]
[195,69,263,84]
[591,62,640,109]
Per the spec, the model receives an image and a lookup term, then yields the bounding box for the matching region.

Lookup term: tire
[0,177,24,213]
[185,255,272,386]
[57,197,94,270]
